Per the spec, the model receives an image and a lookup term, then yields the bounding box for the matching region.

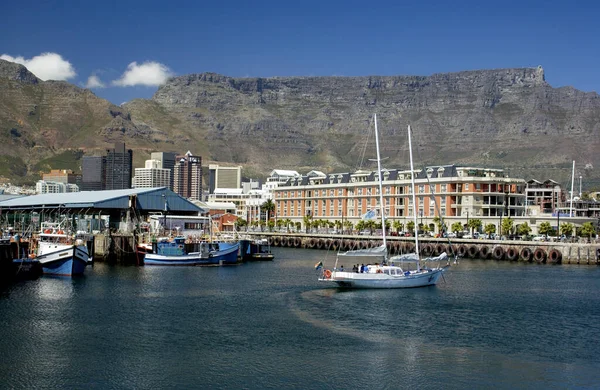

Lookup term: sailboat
[318,115,449,288]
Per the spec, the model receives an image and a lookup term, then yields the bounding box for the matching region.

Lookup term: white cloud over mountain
[0,52,76,81]
[112,61,173,87]
[85,74,105,88]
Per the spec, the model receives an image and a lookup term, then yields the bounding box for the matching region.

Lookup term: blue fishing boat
[143,236,240,266]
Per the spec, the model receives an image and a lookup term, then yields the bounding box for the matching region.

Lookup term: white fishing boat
[318,115,449,288]
[33,224,92,276]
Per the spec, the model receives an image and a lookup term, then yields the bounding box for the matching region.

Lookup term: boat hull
[144,242,239,266]
[37,246,90,276]
[320,267,447,289]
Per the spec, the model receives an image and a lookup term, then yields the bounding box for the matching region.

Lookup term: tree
[343,220,353,234]
[355,220,366,232]
[393,220,404,234]
[538,221,553,238]
[484,223,496,236]
[407,220,415,233]
[260,199,276,222]
[580,222,596,241]
[303,214,313,233]
[516,222,532,237]
[267,220,275,232]
[467,219,482,235]
[451,222,463,235]
[276,219,284,231]
[501,217,514,237]
[560,222,574,237]
[235,218,248,231]
[295,221,302,232]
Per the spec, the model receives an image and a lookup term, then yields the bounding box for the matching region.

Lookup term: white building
[35,180,80,194]
[132,159,171,189]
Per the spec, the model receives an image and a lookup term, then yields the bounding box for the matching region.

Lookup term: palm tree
[451,222,463,235]
[393,220,404,235]
[235,218,248,231]
[517,222,532,237]
[581,222,596,242]
[406,220,415,234]
[303,215,313,233]
[467,218,482,236]
[484,223,496,237]
[560,222,574,238]
[538,221,553,238]
[343,221,353,234]
[501,217,514,237]
[261,199,276,222]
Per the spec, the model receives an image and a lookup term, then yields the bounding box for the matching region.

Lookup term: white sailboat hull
[320,266,447,289]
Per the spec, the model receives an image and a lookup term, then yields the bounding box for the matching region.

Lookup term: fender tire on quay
[492,246,504,260]
[519,247,532,262]
[467,246,478,258]
[533,248,547,263]
[435,244,446,256]
[479,246,490,259]
[548,249,562,264]
[506,247,519,261]
[422,244,433,256]
[457,245,468,257]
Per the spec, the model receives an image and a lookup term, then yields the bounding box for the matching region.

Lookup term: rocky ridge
[0,58,599,188]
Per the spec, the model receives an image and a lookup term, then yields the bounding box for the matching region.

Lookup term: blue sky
[2,0,599,105]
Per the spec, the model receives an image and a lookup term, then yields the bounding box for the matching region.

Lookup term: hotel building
[272,165,527,233]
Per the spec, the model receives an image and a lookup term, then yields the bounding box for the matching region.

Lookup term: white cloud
[112,61,173,87]
[0,52,76,81]
[85,74,105,88]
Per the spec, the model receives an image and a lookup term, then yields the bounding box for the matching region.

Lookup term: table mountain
[1,58,599,188]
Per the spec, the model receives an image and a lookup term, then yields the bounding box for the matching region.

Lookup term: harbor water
[1,248,600,389]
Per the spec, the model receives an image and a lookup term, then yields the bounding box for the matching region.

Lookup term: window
[419,185,425,194]
[465,183,469,191]
[429,207,435,216]
[441,184,447,192]
[440,208,446,216]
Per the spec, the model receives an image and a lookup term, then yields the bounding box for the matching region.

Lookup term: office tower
[173,151,202,201]
[132,159,171,188]
[81,156,105,191]
[151,152,176,190]
[105,143,133,190]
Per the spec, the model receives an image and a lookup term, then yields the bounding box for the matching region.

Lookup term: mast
[570,160,575,217]
[408,125,420,264]
[373,114,387,254]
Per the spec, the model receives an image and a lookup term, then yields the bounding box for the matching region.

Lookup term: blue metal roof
[0,187,206,213]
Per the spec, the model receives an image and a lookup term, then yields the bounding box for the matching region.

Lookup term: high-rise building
[208,164,242,193]
[81,156,105,191]
[105,143,133,190]
[151,152,176,190]
[173,151,202,201]
[132,159,171,189]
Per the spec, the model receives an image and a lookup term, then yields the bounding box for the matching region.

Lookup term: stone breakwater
[255,233,600,265]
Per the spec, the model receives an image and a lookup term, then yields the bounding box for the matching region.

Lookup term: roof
[269,169,300,177]
[0,187,204,213]
[203,201,237,210]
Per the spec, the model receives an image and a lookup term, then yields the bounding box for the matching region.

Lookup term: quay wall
[251,233,600,265]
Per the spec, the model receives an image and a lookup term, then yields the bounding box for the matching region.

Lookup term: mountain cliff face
[1,58,599,187]
[132,66,600,186]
